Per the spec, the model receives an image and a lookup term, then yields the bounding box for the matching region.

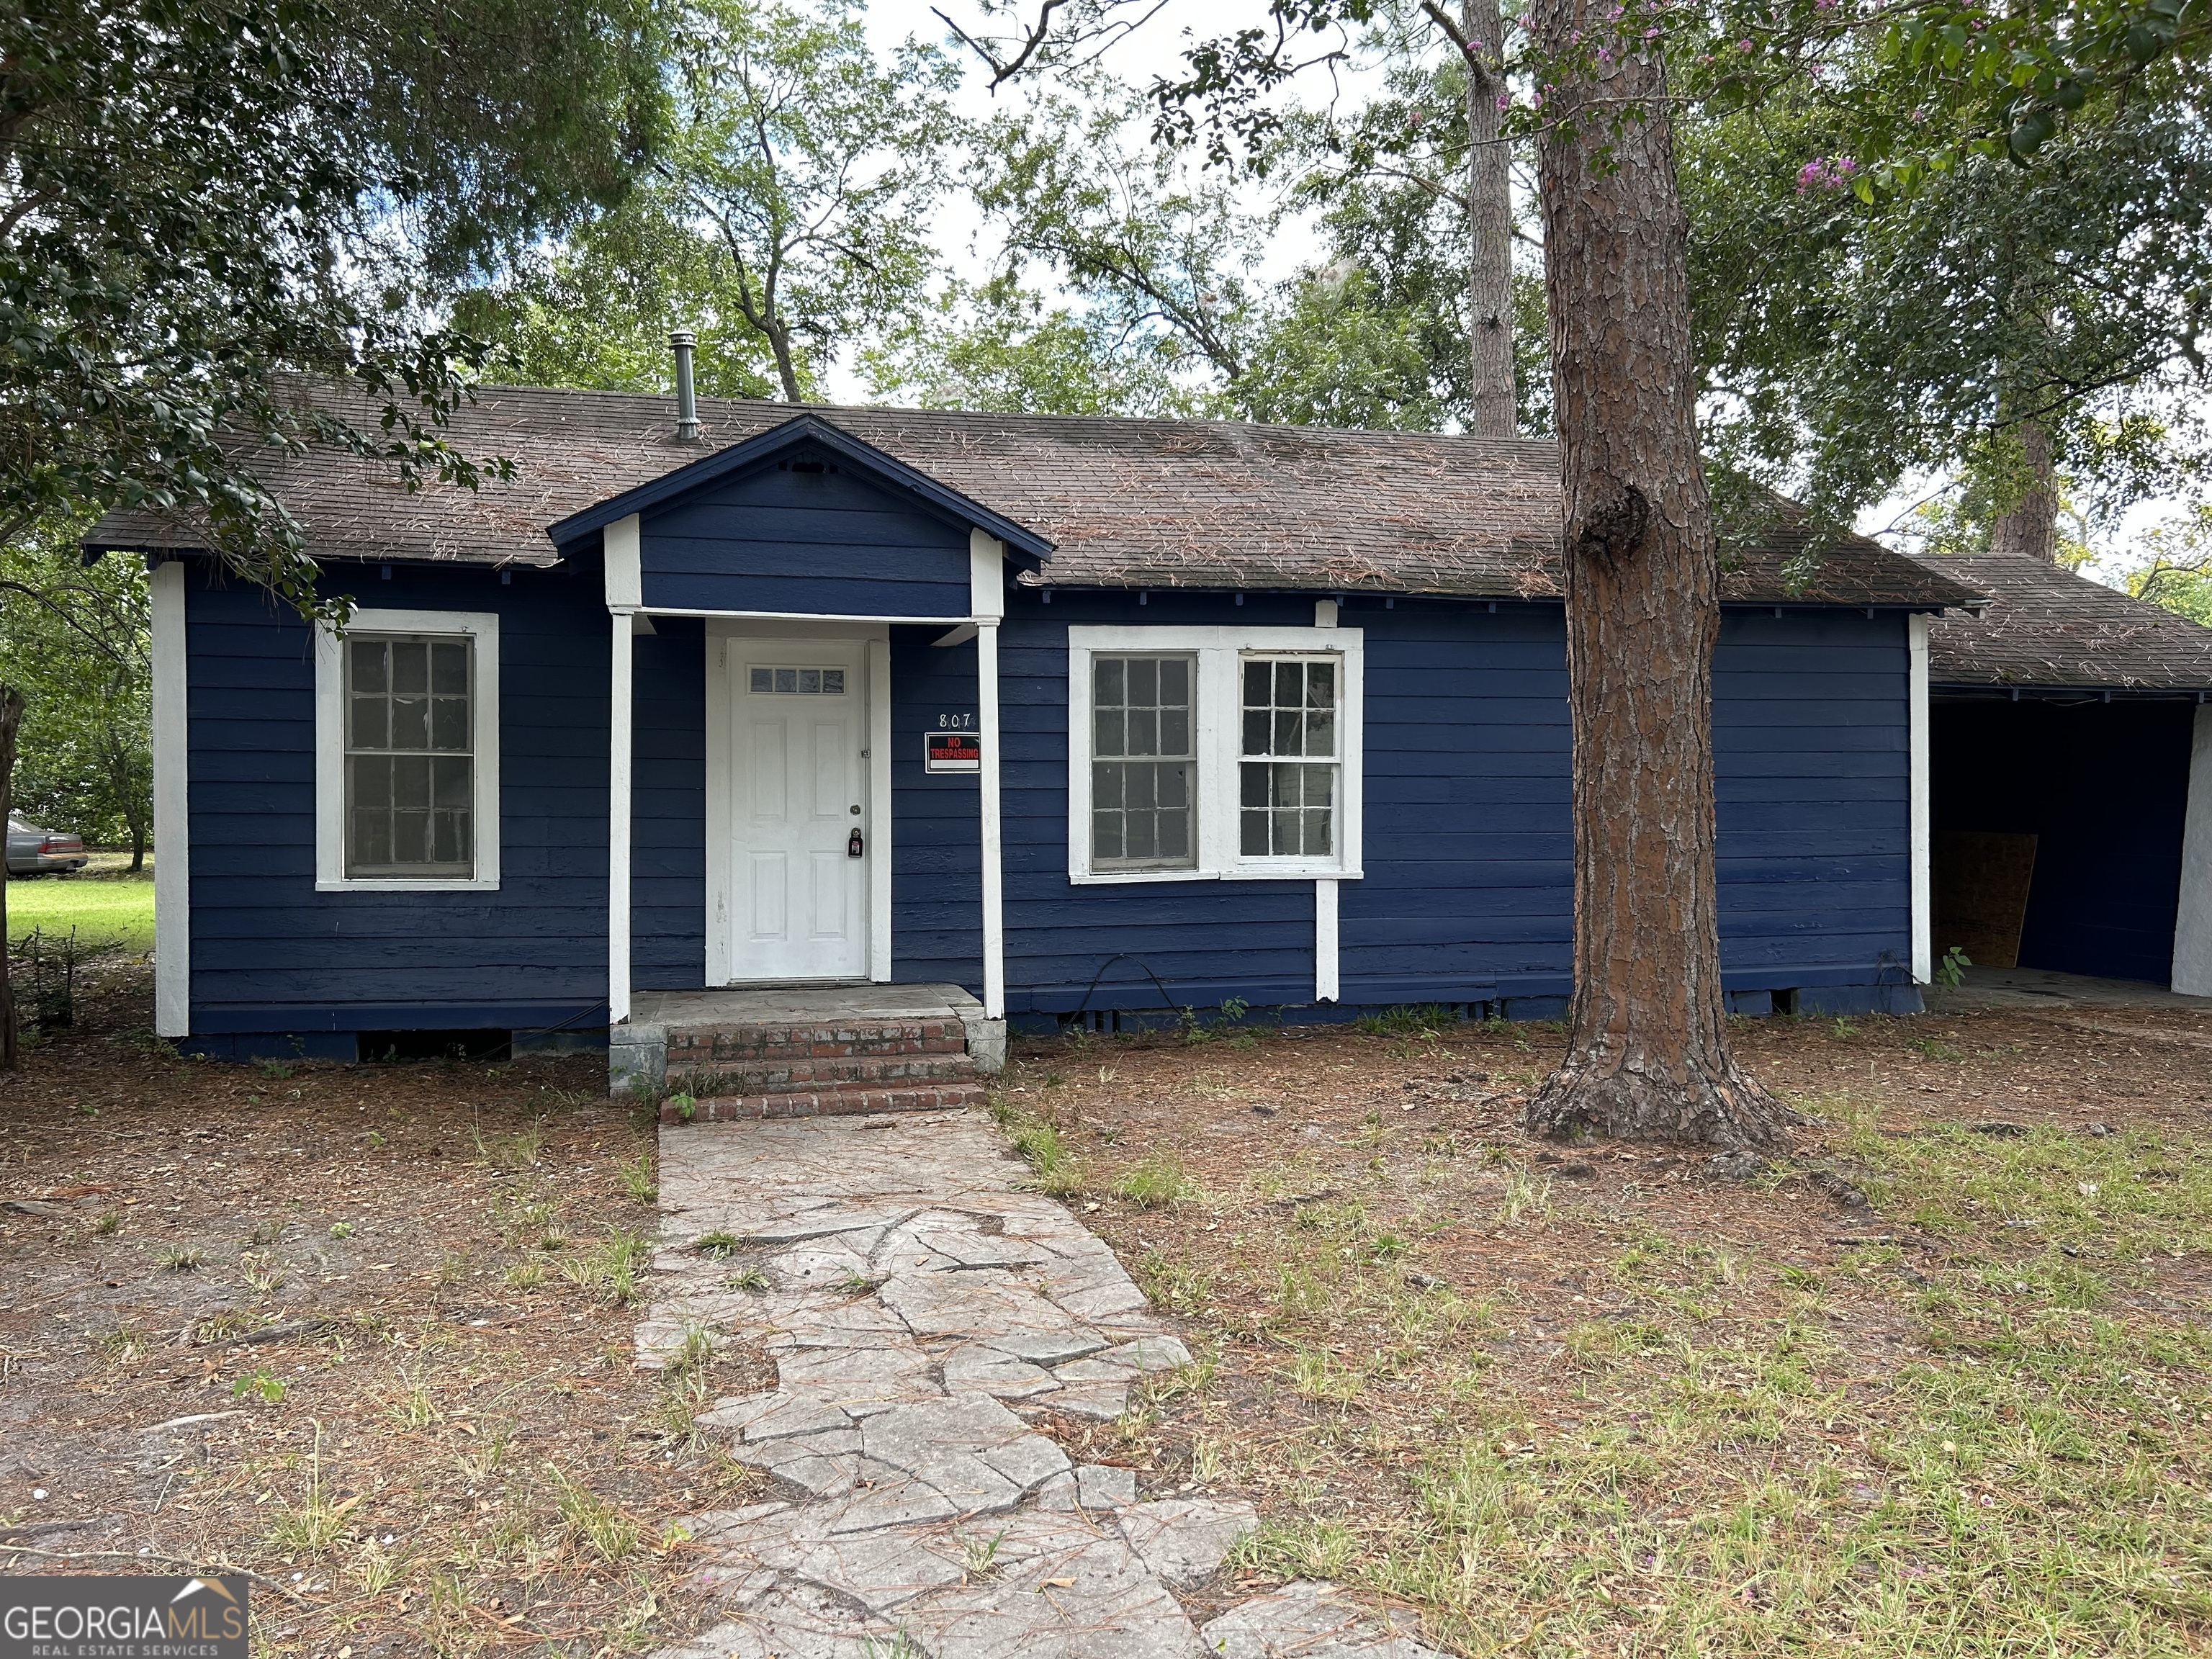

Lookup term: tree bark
[1461,0,1516,438]
[1522,5,1795,1148]
[0,685,23,1070]
[1986,418,2059,562]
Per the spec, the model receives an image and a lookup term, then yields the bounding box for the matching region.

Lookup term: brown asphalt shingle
[85,379,1981,608]
[1919,551,2212,692]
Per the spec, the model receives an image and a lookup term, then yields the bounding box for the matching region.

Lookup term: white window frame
[315,608,501,892]
[1067,624,1363,884]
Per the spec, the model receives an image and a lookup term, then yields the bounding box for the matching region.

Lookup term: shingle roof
[85,379,1979,608]
[1920,552,2212,691]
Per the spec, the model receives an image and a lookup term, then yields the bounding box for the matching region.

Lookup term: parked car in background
[7,817,88,876]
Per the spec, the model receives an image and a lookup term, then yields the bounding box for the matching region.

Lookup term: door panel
[729,642,868,980]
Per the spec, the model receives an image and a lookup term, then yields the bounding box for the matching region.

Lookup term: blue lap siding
[979,593,1916,1023]
[1932,698,2193,984]
[174,552,1918,1054]
[180,558,613,1056]
[638,457,972,618]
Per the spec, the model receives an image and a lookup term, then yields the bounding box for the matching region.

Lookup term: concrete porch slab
[1943,966,2212,1012]
[631,984,986,1027]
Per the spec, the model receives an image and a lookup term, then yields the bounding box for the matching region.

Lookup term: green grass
[6,867,154,953]
[1112,1092,2212,1658]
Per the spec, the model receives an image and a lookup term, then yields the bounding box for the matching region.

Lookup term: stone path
[641,1110,1447,1659]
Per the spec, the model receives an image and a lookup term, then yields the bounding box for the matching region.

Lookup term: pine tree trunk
[1462,0,1516,438]
[1986,418,2059,562]
[0,685,23,1070]
[1522,5,1796,1148]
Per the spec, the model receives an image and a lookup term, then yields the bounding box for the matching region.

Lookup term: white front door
[728,642,869,981]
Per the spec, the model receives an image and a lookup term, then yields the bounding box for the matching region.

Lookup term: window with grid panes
[1089,655,1195,868]
[345,635,475,876]
[1240,657,1338,857]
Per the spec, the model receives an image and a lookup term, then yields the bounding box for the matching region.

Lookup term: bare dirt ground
[994,1000,2212,1657]
[0,962,747,1657]
[6,974,2210,1659]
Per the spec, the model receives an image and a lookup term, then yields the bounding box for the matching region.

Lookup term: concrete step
[613,984,1006,1104]
[665,1017,969,1070]
[663,1050,981,1097]
[663,1081,988,1124]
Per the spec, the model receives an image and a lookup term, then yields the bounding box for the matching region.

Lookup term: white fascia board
[970,529,1005,623]
[315,609,501,893]
[150,560,190,1037]
[605,513,642,609]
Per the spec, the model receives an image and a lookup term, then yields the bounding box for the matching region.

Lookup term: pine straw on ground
[995,1002,2212,1658]
[0,961,757,1658]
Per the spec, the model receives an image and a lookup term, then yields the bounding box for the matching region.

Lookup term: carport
[1920,552,2212,994]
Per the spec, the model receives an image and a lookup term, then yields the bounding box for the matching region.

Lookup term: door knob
[850,804,861,814]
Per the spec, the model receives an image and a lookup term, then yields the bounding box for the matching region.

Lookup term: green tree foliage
[464,0,959,405]
[860,276,1197,415]
[1683,88,2212,534]
[0,525,150,863]
[457,202,786,400]
[1262,6,1550,432]
[1,0,673,603]
[665,0,959,402]
[2112,503,2212,624]
[969,86,1266,393]
[882,55,1547,433]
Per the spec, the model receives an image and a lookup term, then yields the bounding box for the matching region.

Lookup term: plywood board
[1933,830,2039,968]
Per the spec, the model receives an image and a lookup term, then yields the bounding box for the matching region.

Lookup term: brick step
[664,1052,981,1096]
[664,1017,969,1069]
[664,1082,987,1124]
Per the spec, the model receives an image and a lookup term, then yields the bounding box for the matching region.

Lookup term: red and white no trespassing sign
[925,732,981,773]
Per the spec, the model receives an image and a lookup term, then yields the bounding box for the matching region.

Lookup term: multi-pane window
[1240,658,1338,857]
[1091,655,1195,868]
[748,666,846,694]
[345,636,475,877]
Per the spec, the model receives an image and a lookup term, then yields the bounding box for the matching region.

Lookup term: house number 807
[936,714,975,729]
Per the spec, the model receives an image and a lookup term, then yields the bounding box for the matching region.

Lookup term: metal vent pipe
[670,330,700,440]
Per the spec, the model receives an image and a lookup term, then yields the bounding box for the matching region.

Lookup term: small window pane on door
[1092,655,1195,868]
[750,665,847,694]
[1239,657,1338,858]
[345,634,474,877]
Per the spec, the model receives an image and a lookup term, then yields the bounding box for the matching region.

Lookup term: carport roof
[1920,552,2212,693]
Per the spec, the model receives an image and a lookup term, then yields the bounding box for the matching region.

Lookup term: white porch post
[978,619,1004,1020]
[971,529,1007,1019]
[2173,703,2212,995]
[1909,612,1933,985]
[150,559,190,1038]
[609,611,634,1025]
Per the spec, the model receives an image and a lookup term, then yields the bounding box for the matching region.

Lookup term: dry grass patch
[994,1005,2212,1656]
[0,962,755,1657]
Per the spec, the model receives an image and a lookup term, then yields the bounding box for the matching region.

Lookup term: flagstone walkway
[640,1110,1445,1659]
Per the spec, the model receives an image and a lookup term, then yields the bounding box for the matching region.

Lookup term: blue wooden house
[89,374,2008,1091]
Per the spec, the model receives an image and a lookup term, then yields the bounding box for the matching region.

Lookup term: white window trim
[315,608,501,892]
[1066,624,1363,884]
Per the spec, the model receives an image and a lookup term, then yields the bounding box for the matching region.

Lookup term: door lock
[848,827,864,858]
